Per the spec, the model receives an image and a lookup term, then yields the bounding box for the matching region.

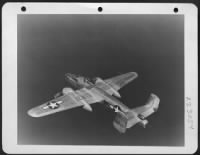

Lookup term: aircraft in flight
[28,72,160,133]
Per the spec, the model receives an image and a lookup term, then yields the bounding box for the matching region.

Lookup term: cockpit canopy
[65,73,94,86]
[65,73,78,81]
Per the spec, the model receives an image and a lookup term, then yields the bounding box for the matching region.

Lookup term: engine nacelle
[95,77,121,98]
[139,119,148,128]
[82,102,93,112]
[62,87,74,95]
[62,87,93,112]
[94,77,103,83]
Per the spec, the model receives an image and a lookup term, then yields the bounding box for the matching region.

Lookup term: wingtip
[130,71,138,75]
[27,109,40,118]
[129,72,138,79]
[134,72,138,78]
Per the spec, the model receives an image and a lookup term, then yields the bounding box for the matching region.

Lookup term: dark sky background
[18,15,184,146]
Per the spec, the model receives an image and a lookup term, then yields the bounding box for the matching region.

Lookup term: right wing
[104,72,138,91]
[28,88,103,117]
[92,72,138,98]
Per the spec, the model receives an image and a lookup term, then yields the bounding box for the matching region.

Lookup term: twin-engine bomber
[28,72,160,133]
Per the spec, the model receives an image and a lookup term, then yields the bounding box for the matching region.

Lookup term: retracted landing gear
[109,104,121,113]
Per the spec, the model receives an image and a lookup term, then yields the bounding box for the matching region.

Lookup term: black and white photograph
[2,3,198,154]
[18,14,184,146]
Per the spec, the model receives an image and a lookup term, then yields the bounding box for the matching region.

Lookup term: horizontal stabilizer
[113,111,128,133]
[113,93,160,132]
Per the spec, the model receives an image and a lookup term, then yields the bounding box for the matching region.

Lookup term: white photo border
[2,3,198,154]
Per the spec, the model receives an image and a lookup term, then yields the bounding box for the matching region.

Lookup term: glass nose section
[65,73,77,81]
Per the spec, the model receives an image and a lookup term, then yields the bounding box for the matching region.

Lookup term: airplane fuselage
[65,73,130,113]
[91,86,130,112]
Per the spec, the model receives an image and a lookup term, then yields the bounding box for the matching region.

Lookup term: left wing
[28,88,103,117]
[28,95,82,117]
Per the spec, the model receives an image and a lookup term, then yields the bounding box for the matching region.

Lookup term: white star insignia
[43,100,63,109]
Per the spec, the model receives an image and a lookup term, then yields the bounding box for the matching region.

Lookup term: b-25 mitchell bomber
[28,72,160,133]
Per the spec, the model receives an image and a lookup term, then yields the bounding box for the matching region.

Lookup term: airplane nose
[65,73,76,78]
[65,73,72,80]
[65,73,71,77]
